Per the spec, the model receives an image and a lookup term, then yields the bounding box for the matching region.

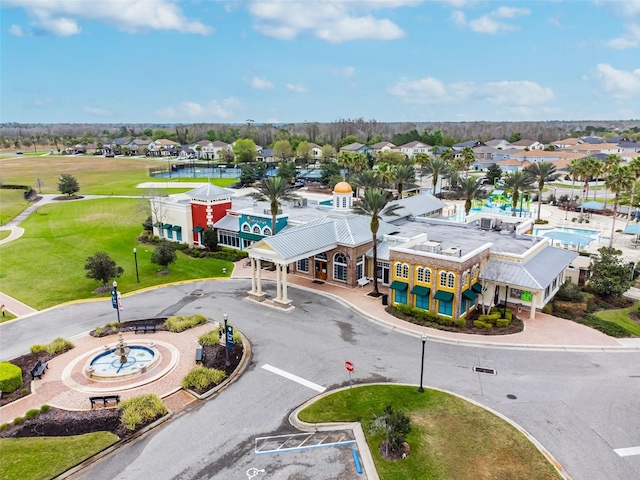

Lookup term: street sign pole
[345,361,354,390]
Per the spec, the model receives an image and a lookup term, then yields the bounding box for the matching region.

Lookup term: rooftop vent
[442,246,462,257]
[418,241,442,253]
[479,218,496,230]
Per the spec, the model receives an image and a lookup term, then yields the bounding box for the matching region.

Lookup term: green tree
[508,132,522,143]
[626,156,640,220]
[239,164,257,186]
[84,252,123,287]
[58,173,80,196]
[321,144,337,162]
[352,188,402,295]
[232,138,257,164]
[375,162,395,189]
[524,162,558,221]
[142,128,153,138]
[251,177,299,235]
[605,165,634,247]
[423,157,448,194]
[142,216,153,232]
[151,240,177,273]
[338,135,359,147]
[602,154,621,208]
[277,161,296,182]
[485,164,502,186]
[503,170,534,217]
[377,150,406,165]
[589,247,634,298]
[320,162,341,185]
[202,227,218,251]
[273,139,294,162]
[394,164,416,198]
[369,404,412,458]
[296,141,312,163]
[460,146,476,174]
[459,177,484,216]
[352,170,380,197]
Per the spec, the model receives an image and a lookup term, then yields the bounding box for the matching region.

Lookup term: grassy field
[596,301,640,337]
[299,385,560,480]
[0,189,29,225]
[0,231,11,241]
[0,198,232,309]
[0,432,118,480]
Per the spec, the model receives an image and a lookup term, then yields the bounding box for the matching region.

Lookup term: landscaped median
[293,384,564,480]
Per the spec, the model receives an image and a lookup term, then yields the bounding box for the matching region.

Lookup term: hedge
[118,394,167,431]
[165,314,207,333]
[182,367,227,390]
[0,362,22,394]
[30,337,74,355]
[575,315,630,338]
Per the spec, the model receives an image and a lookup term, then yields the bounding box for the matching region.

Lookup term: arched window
[253,225,261,234]
[333,253,347,282]
[471,265,479,281]
[402,264,409,278]
[395,262,403,278]
[263,227,272,236]
[448,273,455,288]
[416,267,424,283]
[462,271,469,287]
[342,197,347,208]
[424,268,431,283]
[242,223,250,232]
[439,271,448,287]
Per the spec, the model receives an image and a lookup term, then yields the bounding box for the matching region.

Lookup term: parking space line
[261,364,326,393]
[614,446,640,457]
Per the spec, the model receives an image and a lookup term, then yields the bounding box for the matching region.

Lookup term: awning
[389,280,408,291]
[434,290,453,302]
[162,223,172,229]
[193,226,204,232]
[471,282,483,294]
[411,285,430,296]
[171,225,182,231]
[462,289,478,301]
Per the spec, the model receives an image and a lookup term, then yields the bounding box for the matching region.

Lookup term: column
[250,258,256,294]
[529,291,537,321]
[275,263,282,301]
[282,263,289,302]
[256,259,263,295]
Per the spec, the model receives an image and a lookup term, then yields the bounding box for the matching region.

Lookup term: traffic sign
[345,361,354,372]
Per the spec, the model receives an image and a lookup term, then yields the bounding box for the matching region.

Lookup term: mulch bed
[1,318,244,438]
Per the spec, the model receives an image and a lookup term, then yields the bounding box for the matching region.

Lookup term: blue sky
[2,0,640,124]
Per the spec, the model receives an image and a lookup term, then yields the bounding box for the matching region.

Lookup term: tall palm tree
[459,176,483,216]
[605,165,634,247]
[352,188,402,295]
[460,146,476,175]
[422,157,448,194]
[602,154,621,208]
[575,157,597,221]
[251,177,299,235]
[626,156,640,222]
[590,160,603,201]
[394,164,417,198]
[525,161,558,221]
[566,159,581,217]
[375,162,396,189]
[352,170,379,198]
[503,170,534,217]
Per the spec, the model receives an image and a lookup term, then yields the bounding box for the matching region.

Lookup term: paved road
[2,280,639,480]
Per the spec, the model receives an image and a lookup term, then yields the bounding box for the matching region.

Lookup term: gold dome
[333,181,353,194]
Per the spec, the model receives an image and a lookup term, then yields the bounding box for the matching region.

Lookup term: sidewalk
[0,291,38,317]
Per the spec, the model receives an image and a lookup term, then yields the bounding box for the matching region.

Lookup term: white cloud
[83,106,111,116]
[155,98,240,120]
[250,77,274,90]
[452,6,530,34]
[332,66,356,78]
[595,63,640,97]
[9,24,24,37]
[247,1,407,43]
[4,0,213,37]
[286,83,309,93]
[608,23,640,49]
[389,77,554,106]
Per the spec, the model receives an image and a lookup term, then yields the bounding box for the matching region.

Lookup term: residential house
[398,141,432,158]
[509,139,544,150]
[148,139,180,157]
[193,140,231,159]
[257,148,274,163]
[552,137,581,150]
[370,141,397,155]
[339,142,372,156]
[309,143,323,160]
[485,139,512,150]
[453,140,485,149]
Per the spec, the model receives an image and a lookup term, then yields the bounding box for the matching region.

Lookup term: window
[253,225,261,234]
[218,231,240,248]
[438,299,453,316]
[402,264,409,279]
[394,288,407,304]
[297,258,309,272]
[471,265,479,281]
[439,271,448,287]
[333,253,347,282]
[176,230,182,242]
[462,271,469,288]
[460,300,467,316]
[416,267,431,284]
[242,223,250,232]
[356,255,364,280]
[342,197,347,208]
[448,273,455,288]
[263,227,272,236]
[416,294,429,310]
[396,262,403,278]
[167,229,173,240]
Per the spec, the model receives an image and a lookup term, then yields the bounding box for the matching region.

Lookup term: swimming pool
[534,226,602,246]
[533,227,600,238]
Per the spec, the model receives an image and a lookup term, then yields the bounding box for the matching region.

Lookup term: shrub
[40,404,51,413]
[94,327,104,337]
[13,417,24,426]
[553,301,587,318]
[542,303,553,314]
[165,314,207,333]
[478,313,501,324]
[576,315,630,338]
[182,367,227,390]
[118,394,167,431]
[198,330,221,346]
[474,320,490,329]
[0,423,9,431]
[496,319,511,328]
[25,409,40,419]
[20,388,29,395]
[555,280,585,302]
[0,362,22,394]
[455,318,466,328]
[30,337,74,355]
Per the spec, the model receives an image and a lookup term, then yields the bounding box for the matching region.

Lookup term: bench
[133,324,156,334]
[357,277,371,288]
[195,347,204,364]
[89,395,121,409]
[29,360,48,380]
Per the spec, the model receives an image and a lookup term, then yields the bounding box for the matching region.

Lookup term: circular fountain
[85,334,160,380]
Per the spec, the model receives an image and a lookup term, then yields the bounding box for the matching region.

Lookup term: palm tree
[394,164,416,198]
[605,166,634,247]
[626,156,640,221]
[503,170,534,217]
[422,157,448,194]
[566,159,581,217]
[602,154,621,208]
[375,162,396,189]
[525,162,558,221]
[352,188,402,295]
[460,146,476,175]
[459,176,483,216]
[575,157,597,221]
[352,170,380,198]
[251,177,299,235]
[590,160,603,201]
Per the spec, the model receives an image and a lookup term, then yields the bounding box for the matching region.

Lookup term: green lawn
[596,301,640,336]
[0,432,118,480]
[0,198,232,309]
[0,189,29,225]
[299,385,560,480]
[0,231,10,241]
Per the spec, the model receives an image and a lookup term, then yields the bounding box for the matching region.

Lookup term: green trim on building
[389,280,408,291]
[434,290,453,302]
[193,226,204,232]
[171,225,182,231]
[162,223,172,229]
[411,285,430,296]
[471,282,483,294]
[462,289,478,301]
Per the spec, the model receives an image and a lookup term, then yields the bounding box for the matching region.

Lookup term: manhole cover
[507,394,517,400]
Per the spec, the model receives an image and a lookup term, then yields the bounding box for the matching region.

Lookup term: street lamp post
[223,313,230,367]
[418,333,427,393]
[133,248,140,283]
[112,281,120,324]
